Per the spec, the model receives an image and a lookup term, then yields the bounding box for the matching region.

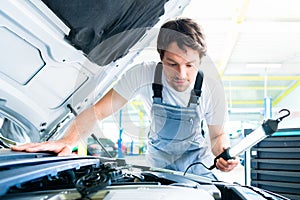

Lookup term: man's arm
[11,89,127,155]
[208,124,239,172]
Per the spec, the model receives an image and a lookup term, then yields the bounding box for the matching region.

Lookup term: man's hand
[11,140,73,156]
[215,157,239,172]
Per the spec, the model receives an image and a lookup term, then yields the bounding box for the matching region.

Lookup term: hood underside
[0,0,190,144]
[42,0,167,66]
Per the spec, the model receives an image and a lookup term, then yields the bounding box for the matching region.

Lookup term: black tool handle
[208,148,234,170]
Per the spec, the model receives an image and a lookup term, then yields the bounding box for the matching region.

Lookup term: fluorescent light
[246,63,282,69]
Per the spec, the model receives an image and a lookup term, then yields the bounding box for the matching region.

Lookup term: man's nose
[176,66,186,78]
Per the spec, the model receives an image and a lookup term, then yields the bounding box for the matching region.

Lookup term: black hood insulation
[42,0,168,66]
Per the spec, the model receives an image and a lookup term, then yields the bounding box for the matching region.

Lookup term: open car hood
[0,0,190,143]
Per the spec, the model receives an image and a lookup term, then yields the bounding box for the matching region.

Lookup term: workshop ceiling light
[246,63,282,69]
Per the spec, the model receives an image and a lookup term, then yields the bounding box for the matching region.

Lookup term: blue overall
[146,63,216,180]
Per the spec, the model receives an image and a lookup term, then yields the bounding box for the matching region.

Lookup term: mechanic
[12,17,239,179]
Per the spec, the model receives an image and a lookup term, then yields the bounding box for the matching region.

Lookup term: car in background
[87,137,118,158]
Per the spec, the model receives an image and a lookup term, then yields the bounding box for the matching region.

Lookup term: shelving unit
[249,129,300,200]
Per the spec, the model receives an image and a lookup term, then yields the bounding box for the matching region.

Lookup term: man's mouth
[173,79,185,84]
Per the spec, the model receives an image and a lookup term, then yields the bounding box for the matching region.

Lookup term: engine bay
[0,149,287,200]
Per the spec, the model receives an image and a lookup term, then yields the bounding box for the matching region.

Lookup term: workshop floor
[124,155,245,184]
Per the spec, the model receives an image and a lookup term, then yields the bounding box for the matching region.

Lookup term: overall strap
[188,70,204,107]
[152,62,204,106]
[152,62,163,103]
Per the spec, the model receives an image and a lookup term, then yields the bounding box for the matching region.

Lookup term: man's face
[162,42,200,92]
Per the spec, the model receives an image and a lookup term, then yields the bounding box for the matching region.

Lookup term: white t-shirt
[113,61,227,125]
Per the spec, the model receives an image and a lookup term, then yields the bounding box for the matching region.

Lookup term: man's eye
[168,63,177,67]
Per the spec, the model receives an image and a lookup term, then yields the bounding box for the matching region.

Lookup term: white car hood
[0,0,190,144]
